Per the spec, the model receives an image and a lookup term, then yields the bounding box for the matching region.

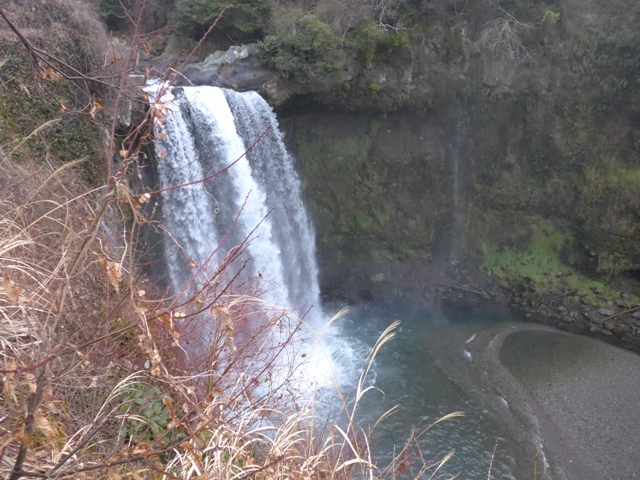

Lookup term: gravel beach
[465,324,640,480]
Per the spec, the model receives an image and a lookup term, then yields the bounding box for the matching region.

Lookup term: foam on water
[146,84,358,393]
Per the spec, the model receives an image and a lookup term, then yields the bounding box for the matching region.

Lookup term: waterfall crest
[151,85,321,320]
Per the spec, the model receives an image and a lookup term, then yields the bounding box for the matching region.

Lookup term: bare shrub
[0,0,109,72]
[51,0,112,71]
[478,11,534,63]
[313,0,403,36]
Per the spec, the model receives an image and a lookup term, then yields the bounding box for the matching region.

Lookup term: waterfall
[150,85,321,318]
[448,109,466,266]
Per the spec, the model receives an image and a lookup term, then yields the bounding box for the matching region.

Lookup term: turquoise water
[331,306,534,479]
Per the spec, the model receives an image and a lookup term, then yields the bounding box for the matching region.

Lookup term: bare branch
[478,11,534,63]
[0,8,40,68]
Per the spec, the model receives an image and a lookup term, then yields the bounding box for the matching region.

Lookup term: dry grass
[0,125,135,477]
[0,118,453,479]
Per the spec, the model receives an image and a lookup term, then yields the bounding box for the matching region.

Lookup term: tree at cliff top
[175,0,274,38]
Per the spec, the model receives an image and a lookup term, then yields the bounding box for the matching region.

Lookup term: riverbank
[465,323,640,480]
[435,263,640,355]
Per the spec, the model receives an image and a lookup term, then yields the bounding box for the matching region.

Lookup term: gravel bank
[465,324,640,480]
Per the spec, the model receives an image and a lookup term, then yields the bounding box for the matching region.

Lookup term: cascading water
[151,85,320,314]
[146,84,349,391]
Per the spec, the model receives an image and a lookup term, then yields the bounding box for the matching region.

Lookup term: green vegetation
[542,9,560,25]
[569,27,640,108]
[0,1,106,169]
[372,272,386,282]
[346,20,409,66]
[89,0,175,32]
[484,220,572,291]
[259,12,345,84]
[483,220,640,307]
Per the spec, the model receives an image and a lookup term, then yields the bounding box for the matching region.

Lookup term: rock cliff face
[174,0,640,348]
[274,0,640,349]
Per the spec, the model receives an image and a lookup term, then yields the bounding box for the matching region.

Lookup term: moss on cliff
[277,0,640,317]
[0,2,106,179]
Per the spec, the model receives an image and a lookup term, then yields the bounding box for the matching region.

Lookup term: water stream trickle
[448,109,466,266]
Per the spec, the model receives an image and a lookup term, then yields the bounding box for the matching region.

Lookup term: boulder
[177,44,275,91]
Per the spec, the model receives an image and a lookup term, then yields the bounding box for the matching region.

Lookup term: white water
[148,84,347,389]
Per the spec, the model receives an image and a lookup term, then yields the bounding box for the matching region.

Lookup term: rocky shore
[434,265,640,354]
[464,323,640,480]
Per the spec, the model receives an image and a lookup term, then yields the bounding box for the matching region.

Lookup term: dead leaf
[42,384,54,411]
[16,80,30,96]
[4,361,16,399]
[76,351,90,364]
[163,396,176,422]
[35,411,57,445]
[107,468,123,480]
[105,261,122,292]
[24,373,36,394]
[45,68,61,81]
[130,197,141,209]
[1,277,20,303]
[17,427,31,447]
[152,102,166,114]
[131,470,149,480]
[89,101,102,119]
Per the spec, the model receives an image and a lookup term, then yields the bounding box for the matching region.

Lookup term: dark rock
[126,74,146,86]
[584,311,599,322]
[177,44,275,91]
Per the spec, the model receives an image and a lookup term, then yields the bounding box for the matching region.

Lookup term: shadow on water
[328,303,534,479]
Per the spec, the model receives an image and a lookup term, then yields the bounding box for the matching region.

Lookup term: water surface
[330,306,534,479]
